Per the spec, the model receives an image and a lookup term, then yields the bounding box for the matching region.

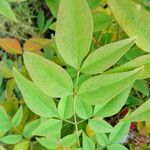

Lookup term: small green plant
[1,0,150,149]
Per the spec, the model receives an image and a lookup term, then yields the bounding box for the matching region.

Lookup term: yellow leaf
[23,38,51,53]
[0,38,22,54]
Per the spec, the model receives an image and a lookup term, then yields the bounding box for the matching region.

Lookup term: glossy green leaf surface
[23,52,73,97]
[108,0,150,52]
[37,137,57,149]
[81,37,135,75]
[83,133,95,150]
[0,135,22,144]
[96,133,108,146]
[107,144,128,150]
[58,96,74,119]
[55,0,93,69]
[76,98,92,119]
[32,119,62,136]
[61,133,77,148]
[109,122,130,144]
[89,118,113,133]
[13,68,58,118]
[0,105,11,134]
[11,106,23,128]
[78,67,142,105]
[94,86,132,117]
[23,119,41,138]
[107,55,150,79]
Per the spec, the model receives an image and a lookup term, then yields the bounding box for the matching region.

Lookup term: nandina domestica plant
[1,0,150,150]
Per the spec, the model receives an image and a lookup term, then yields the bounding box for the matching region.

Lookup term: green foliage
[58,96,74,119]
[32,118,62,136]
[83,132,95,150]
[108,54,150,79]
[81,37,136,74]
[94,86,132,117]
[45,0,60,17]
[55,0,93,69]
[13,68,58,118]
[1,0,150,149]
[107,144,128,150]
[92,12,113,32]
[109,122,130,144]
[89,118,113,133]
[108,0,150,52]
[123,99,150,121]
[0,0,17,22]
[0,135,22,144]
[78,67,142,105]
[23,52,73,97]
[13,141,29,150]
[11,106,23,128]
[0,106,11,134]
[76,98,92,119]
[61,133,78,148]
[23,119,41,138]
[96,133,108,146]
[37,137,58,149]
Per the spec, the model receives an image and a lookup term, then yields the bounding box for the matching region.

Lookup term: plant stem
[73,96,80,147]
[63,119,75,125]
[73,70,80,147]
[75,70,80,89]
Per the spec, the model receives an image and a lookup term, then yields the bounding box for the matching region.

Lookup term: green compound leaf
[37,137,58,149]
[96,133,108,146]
[13,68,58,118]
[23,119,41,138]
[23,52,73,98]
[107,55,150,79]
[0,135,22,144]
[0,0,17,22]
[83,132,95,150]
[55,0,93,69]
[76,98,92,119]
[108,0,150,52]
[94,85,132,117]
[89,118,113,133]
[123,99,150,122]
[109,122,130,144]
[58,96,74,119]
[78,67,142,105]
[11,106,23,128]
[81,37,136,75]
[61,133,78,148]
[32,118,62,136]
[0,105,11,134]
[107,144,128,150]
